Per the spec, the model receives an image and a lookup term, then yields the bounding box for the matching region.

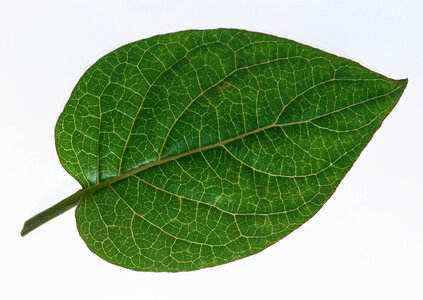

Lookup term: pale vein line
[91,194,126,257]
[273,78,391,123]
[309,107,389,133]
[275,83,403,127]
[131,174,314,217]
[279,126,329,163]
[70,99,90,186]
[157,55,311,160]
[117,40,231,174]
[108,184,227,247]
[221,143,354,178]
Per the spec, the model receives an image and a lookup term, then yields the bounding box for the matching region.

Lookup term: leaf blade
[55,29,406,271]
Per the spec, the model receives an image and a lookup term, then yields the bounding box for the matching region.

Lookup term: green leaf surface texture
[55,29,407,272]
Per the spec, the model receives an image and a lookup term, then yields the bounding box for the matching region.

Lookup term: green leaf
[22,29,407,272]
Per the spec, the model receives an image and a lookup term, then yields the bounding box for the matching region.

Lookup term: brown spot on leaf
[218,83,231,92]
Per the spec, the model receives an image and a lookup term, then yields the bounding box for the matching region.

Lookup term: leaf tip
[399,78,408,97]
[400,78,408,86]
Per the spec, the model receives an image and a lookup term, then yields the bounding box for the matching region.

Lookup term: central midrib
[77,80,402,198]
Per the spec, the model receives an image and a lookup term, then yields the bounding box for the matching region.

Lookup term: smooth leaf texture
[54,29,406,271]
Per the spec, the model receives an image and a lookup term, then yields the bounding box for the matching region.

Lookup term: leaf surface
[55,29,407,271]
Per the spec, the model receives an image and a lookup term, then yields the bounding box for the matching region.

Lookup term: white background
[1,1,422,299]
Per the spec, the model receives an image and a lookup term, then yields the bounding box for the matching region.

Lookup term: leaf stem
[20,189,85,236]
